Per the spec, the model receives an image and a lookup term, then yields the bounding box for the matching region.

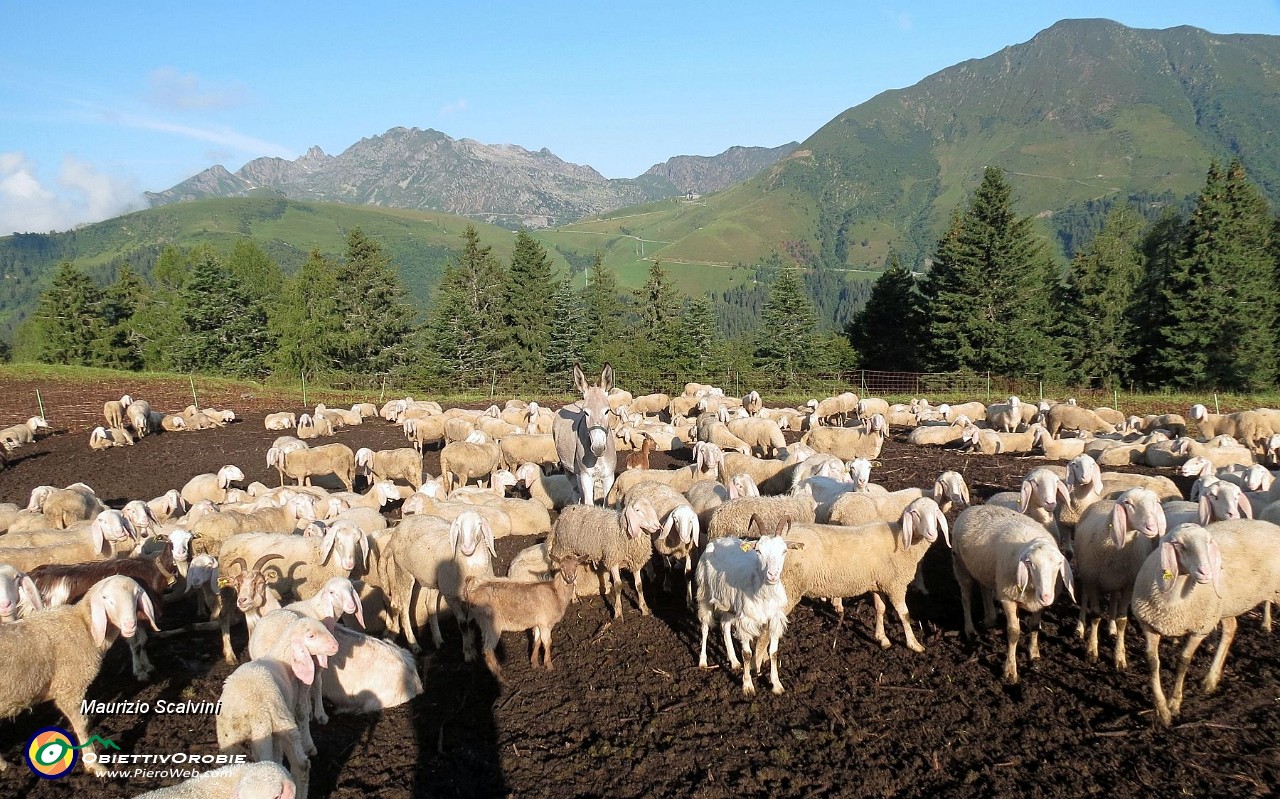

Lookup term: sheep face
[1160,524,1223,595]
[285,617,340,684]
[848,458,872,489]
[218,465,246,489]
[87,575,160,645]
[122,500,156,539]
[1110,489,1166,547]
[1021,469,1071,513]
[901,498,950,549]
[313,577,366,628]
[1199,483,1251,525]
[0,565,40,621]
[1016,542,1074,608]
[321,521,371,572]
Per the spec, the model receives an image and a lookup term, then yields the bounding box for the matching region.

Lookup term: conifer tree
[1059,205,1145,385]
[334,228,416,374]
[499,231,557,375]
[633,259,685,362]
[1128,209,1184,388]
[93,264,147,370]
[580,253,625,366]
[32,260,103,366]
[172,247,270,377]
[271,250,345,377]
[846,254,924,370]
[919,167,1060,376]
[1156,161,1277,389]
[545,280,587,375]
[680,295,720,374]
[754,266,821,380]
[424,226,507,379]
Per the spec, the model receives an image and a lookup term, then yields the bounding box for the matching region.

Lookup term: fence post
[189,375,199,411]
[301,372,308,407]
[379,374,387,403]
[1038,381,1043,402]
[36,389,45,421]
[1114,388,1119,412]
[986,372,991,402]
[1214,393,1220,415]
[491,370,497,399]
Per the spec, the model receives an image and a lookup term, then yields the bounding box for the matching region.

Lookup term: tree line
[848,160,1280,391]
[13,226,850,388]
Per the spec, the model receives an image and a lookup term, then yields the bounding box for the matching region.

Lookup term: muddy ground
[0,383,1276,798]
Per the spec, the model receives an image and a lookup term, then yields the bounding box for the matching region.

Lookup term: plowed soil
[0,382,1276,799]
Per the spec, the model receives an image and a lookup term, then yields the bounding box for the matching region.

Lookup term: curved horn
[252,553,284,573]
[227,556,248,575]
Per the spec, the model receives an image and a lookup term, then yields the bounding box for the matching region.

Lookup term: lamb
[801,414,887,460]
[129,761,295,799]
[88,425,134,449]
[215,615,339,799]
[381,512,496,656]
[126,399,154,436]
[181,465,247,506]
[985,396,1023,433]
[27,483,107,528]
[991,425,1038,455]
[403,415,447,452]
[607,441,724,504]
[856,397,891,422]
[1140,413,1188,438]
[808,392,858,426]
[906,417,971,447]
[0,416,51,450]
[1172,436,1256,470]
[1071,488,1166,669]
[439,431,503,493]
[295,412,334,440]
[941,401,987,422]
[0,575,157,774]
[985,466,1073,552]
[545,498,662,619]
[271,443,356,492]
[514,462,579,510]
[463,552,589,682]
[695,516,804,695]
[961,424,1004,455]
[782,498,949,653]
[1044,404,1117,438]
[1031,424,1091,460]
[726,416,787,458]
[265,412,298,431]
[355,446,423,487]
[950,504,1075,684]
[1132,520,1280,726]
[706,492,817,541]
[104,395,132,429]
[155,412,188,432]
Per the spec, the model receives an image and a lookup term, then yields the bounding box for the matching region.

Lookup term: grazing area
[0,380,1277,799]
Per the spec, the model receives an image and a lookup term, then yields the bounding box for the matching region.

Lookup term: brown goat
[626,433,655,471]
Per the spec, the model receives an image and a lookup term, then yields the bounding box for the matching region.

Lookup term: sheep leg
[279,731,311,799]
[311,679,327,726]
[1264,602,1272,633]
[1001,599,1021,685]
[56,699,107,776]
[954,558,978,638]
[981,588,998,630]
[400,581,422,654]
[721,619,742,671]
[871,593,891,649]
[126,629,155,680]
[630,567,651,616]
[1167,631,1209,721]
[608,565,625,619]
[1143,627,1173,726]
[697,610,712,668]
[1028,610,1042,661]
[1085,616,1102,662]
[889,590,925,653]
[452,595,477,663]
[1114,615,1130,671]
[427,588,447,650]
[684,556,694,607]
[1202,616,1238,694]
[295,686,317,757]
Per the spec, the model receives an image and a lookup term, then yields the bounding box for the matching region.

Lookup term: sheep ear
[1089,466,1104,497]
[1019,481,1033,514]
[1197,494,1213,527]
[20,575,43,611]
[359,534,371,566]
[1110,502,1129,549]
[290,638,317,685]
[1060,557,1076,603]
[1209,540,1225,598]
[320,526,338,565]
[137,590,161,632]
[1016,558,1031,594]
[1238,491,1253,519]
[90,592,109,647]
[660,512,675,540]
[347,586,366,629]
[900,511,915,550]
[91,519,107,556]
[937,511,951,548]
[482,519,496,557]
[1056,479,1072,510]
[1159,543,1179,592]
[960,481,970,507]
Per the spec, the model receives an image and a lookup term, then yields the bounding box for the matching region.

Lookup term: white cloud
[99,109,293,158]
[0,152,143,234]
[147,66,250,111]
[440,98,469,116]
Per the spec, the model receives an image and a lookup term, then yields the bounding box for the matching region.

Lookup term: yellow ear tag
[740,541,753,552]
[216,577,231,588]
[1162,570,1174,583]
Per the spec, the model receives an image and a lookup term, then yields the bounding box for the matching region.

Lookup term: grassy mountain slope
[571,19,1280,272]
[0,198,547,334]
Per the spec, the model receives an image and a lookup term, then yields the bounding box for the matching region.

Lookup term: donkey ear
[573,364,588,394]
[600,364,614,392]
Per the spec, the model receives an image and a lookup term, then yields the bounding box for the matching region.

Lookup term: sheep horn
[227,556,248,575]
[252,553,284,573]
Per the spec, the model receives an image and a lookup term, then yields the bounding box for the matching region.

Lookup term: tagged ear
[1159,542,1179,592]
[1110,502,1129,549]
[90,593,109,647]
[290,637,317,685]
[1019,481,1033,514]
[1060,557,1076,603]
[1016,558,1031,594]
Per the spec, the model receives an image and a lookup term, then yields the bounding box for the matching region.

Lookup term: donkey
[553,364,618,506]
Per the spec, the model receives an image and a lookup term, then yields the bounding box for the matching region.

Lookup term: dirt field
[0,382,1276,798]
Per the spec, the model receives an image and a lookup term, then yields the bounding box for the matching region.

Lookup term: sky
[3,1,1280,234]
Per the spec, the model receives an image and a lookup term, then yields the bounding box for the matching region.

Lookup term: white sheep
[439,431,503,493]
[985,466,1073,553]
[1044,404,1117,438]
[985,396,1023,433]
[781,498,949,652]
[216,614,339,798]
[545,498,662,619]
[88,425,134,449]
[0,563,43,622]
[706,492,817,541]
[607,441,724,504]
[264,412,298,431]
[951,504,1075,684]
[0,575,156,774]
[1132,520,1280,726]
[1072,488,1166,668]
[513,462,580,510]
[801,414,887,460]
[129,761,295,799]
[696,516,804,695]
[27,483,107,529]
[181,465,246,506]
[103,396,131,429]
[270,443,356,492]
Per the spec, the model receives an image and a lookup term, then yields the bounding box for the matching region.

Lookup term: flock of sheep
[1,370,1279,798]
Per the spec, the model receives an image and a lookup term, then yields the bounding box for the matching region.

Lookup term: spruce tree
[334,228,416,374]
[633,259,685,362]
[1128,209,1184,387]
[1157,161,1276,390]
[580,253,625,366]
[499,231,557,376]
[32,260,103,366]
[93,264,147,370]
[545,280,587,376]
[919,167,1060,376]
[172,247,270,377]
[1060,205,1145,385]
[680,295,720,374]
[424,226,507,379]
[754,266,821,381]
[846,254,924,370]
[271,250,345,377]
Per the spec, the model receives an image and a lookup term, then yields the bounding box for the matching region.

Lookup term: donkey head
[574,363,614,458]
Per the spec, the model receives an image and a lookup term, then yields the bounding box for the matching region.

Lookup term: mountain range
[146,130,799,229]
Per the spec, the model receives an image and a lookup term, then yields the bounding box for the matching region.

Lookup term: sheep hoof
[908,643,925,654]
[877,638,891,650]
[1003,670,1019,685]
[133,670,152,682]
[771,684,785,695]
[315,712,329,725]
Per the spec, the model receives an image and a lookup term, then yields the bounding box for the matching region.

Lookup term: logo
[24,727,118,779]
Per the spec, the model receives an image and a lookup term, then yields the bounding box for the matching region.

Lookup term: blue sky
[3,1,1279,233]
